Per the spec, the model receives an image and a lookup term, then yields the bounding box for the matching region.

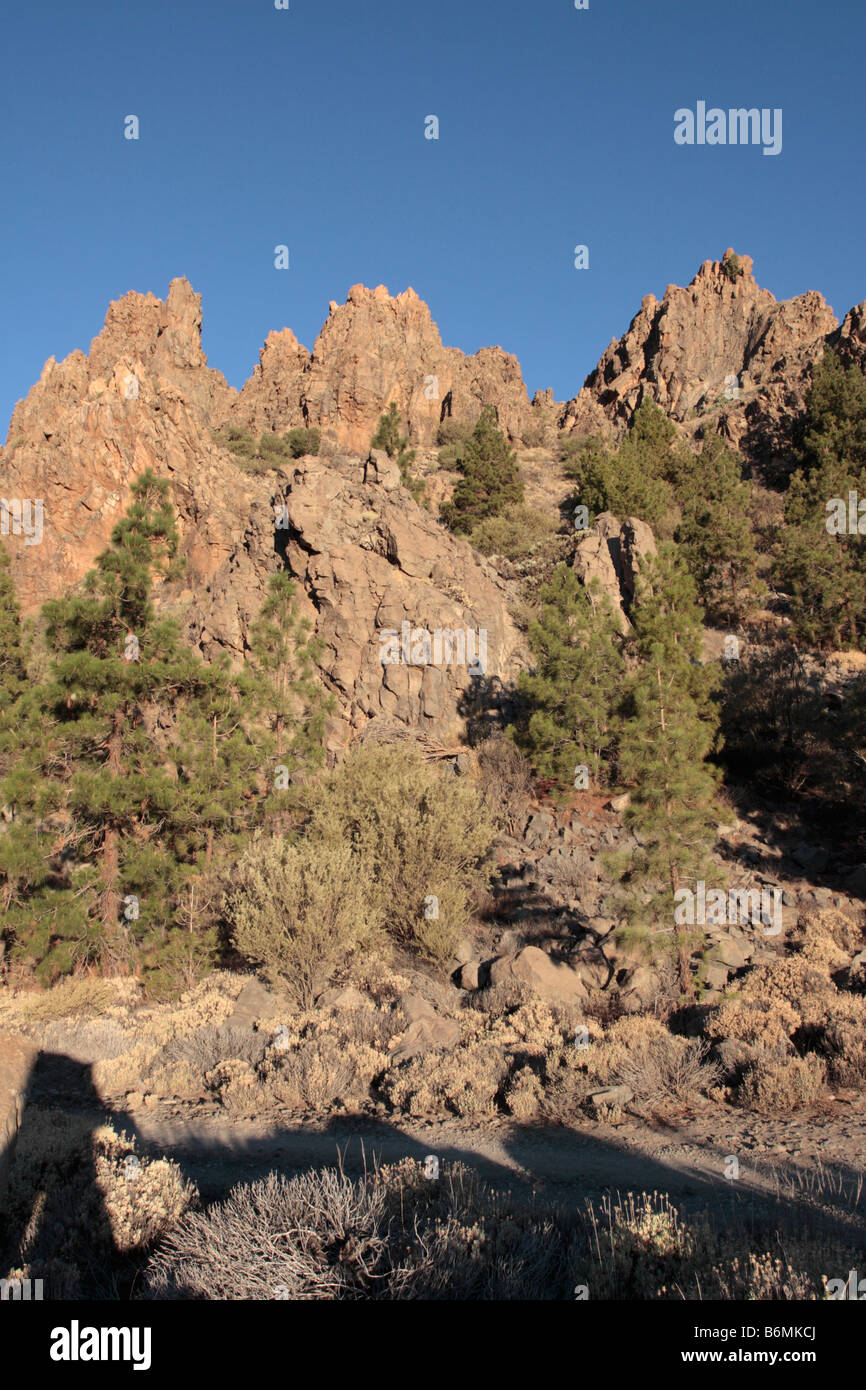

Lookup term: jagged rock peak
[559,250,839,467]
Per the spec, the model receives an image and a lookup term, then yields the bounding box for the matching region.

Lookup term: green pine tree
[612,544,723,998]
[675,435,761,622]
[246,570,334,824]
[775,350,866,649]
[563,401,683,536]
[512,565,625,789]
[441,405,523,533]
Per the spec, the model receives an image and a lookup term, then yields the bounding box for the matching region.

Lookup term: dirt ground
[50,1089,864,1247]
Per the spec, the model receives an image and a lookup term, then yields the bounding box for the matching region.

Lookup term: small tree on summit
[440,405,524,534]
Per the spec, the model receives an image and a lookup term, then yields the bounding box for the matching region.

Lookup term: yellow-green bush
[308,743,496,962]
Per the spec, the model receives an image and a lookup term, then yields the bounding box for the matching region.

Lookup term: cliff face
[0,279,526,752]
[230,282,535,451]
[559,250,848,471]
[2,254,864,746]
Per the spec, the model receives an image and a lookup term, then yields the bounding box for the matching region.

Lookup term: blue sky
[1,0,864,433]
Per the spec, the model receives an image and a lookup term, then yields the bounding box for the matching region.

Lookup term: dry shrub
[12,1016,132,1063]
[819,1004,866,1087]
[504,1064,546,1118]
[476,733,533,833]
[714,994,800,1052]
[141,1160,863,1302]
[264,1034,386,1113]
[590,1015,720,1104]
[579,1191,846,1301]
[205,1059,265,1115]
[309,742,497,962]
[348,958,413,1006]
[162,1024,267,1076]
[14,977,119,1022]
[737,1053,827,1114]
[91,974,243,1098]
[711,909,866,1111]
[143,1168,393,1300]
[382,1041,508,1118]
[381,997,570,1119]
[4,1111,196,1298]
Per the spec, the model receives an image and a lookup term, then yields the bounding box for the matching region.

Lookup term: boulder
[488,946,588,1002]
[457,961,481,991]
[228,979,282,1029]
[389,1015,461,1064]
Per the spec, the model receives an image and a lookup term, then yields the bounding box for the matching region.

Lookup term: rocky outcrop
[559,250,840,472]
[278,455,526,753]
[573,512,656,630]
[1,279,527,751]
[231,283,535,450]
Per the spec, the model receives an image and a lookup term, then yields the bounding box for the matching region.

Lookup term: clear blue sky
[1,0,864,433]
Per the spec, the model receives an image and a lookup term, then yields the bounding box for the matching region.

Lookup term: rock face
[560,250,841,472]
[277,455,525,751]
[573,513,656,630]
[1,279,527,752]
[231,283,535,451]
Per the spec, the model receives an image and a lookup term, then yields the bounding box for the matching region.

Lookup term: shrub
[721,250,745,282]
[264,1034,383,1112]
[160,1023,267,1076]
[436,419,475,469]
[440,406,523,534]
[224,837,380,1004]
[285,426,321,457]
[590,1015,720,1105]
[371,404,425,502]
[214,426,320,471]
[143,1168,393,1300]
[736,1053,826,1114]
[475,733,533,834]
[382,1041,507,1118]
[15,977,117,1022]
[468,504,557,560]
[309,743,496,962]
[4,1113,196,1298]
[140,1159,860,1302]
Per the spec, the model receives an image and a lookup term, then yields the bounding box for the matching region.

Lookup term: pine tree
[775,351,866,649]
[563,401,682,535]
[372,403,425,503]
[512,565,624,789]
[440,405,523,533]
[246,570,334,824]
[1,481,333,986]
[675,436,760,622]
[38,472,200,969]
[0,551,50,935]
[612,544,722,997]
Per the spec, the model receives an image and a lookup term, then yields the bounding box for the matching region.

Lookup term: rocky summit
[2,249,865,754]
